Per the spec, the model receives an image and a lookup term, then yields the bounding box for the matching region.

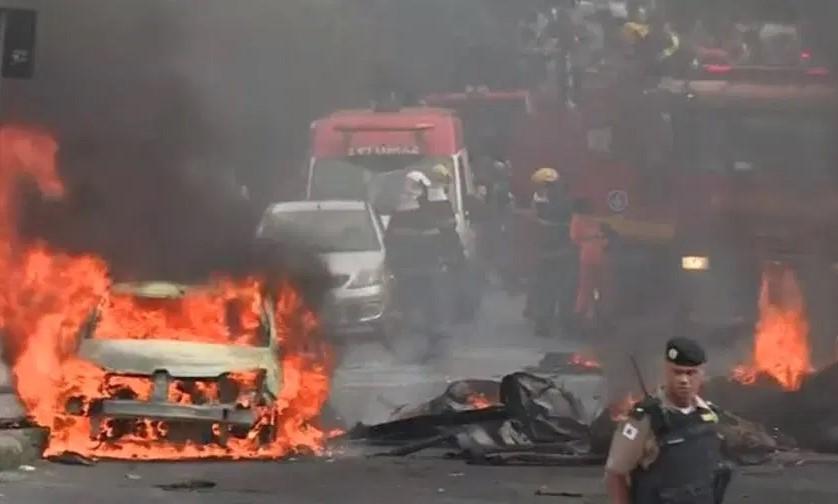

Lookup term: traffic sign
[1,8,37,79]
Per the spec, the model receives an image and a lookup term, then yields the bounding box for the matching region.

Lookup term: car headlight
[347,268,383,289]
[682,256,710,271]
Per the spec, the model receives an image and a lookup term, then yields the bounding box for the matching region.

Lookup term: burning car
[65,281,283,447]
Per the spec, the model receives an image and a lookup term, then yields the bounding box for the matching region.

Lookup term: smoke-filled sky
[0,0,517,280]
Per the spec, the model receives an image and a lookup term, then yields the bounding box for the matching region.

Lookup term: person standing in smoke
[526,167,576,337]
[384,171,462,358]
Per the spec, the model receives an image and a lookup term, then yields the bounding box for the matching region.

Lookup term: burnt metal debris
[344,351,837,466]
[347,369,607,466]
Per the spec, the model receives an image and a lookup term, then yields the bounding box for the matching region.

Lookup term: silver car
[256,200,393,336]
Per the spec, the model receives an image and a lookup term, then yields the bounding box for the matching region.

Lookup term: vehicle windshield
[679,112,836,179]
[309,156,455,215]
[259,208,380,253]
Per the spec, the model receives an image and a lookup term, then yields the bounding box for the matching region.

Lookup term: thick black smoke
[4,0,519,287]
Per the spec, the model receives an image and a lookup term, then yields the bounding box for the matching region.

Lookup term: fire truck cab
[306,106,484,318]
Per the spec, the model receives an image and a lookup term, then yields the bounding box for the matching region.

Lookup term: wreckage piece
[786,362,838,452]
[526,352,603,375]
[456,422,590,460]
[389,380,501,420]
[500,372,590,443]
[374,431,456,457]
[703,375,792,429]
[473,451,605,466]
[348,406,511,442]
[716,409,782,466]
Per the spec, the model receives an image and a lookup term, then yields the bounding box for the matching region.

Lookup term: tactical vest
[630,403,724,504]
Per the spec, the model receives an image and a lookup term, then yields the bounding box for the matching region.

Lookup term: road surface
[2,454,837,503]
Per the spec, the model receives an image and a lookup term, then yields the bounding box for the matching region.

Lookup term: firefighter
[384,170,462,345]
[526,167,576,336]
[570,198,612,325]
[605,338,732,504]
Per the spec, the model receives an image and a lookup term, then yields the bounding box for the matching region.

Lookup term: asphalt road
[2,455,837,503]
[1,287,837,503]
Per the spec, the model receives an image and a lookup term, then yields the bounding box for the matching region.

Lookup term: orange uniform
[570,214,611,319]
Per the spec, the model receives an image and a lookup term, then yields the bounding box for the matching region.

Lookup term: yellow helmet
[531,167,559,185]
[621,22,649,45]
[430,163,452,183]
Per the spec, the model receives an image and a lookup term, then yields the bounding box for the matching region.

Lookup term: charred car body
[67,282,282,445]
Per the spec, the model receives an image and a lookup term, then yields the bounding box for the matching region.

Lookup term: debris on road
[155,479,217,491]
[535,485,584,498]
[17,465,35,472]
[47,451,96,466]
[349,370,602,466]
[346,357,811,467]
[125,473,142,480]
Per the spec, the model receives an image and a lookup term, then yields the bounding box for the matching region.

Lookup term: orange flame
[0,126,331,460]
[733,264,812,391]
[464,392,494,410]
[570,353,601,369]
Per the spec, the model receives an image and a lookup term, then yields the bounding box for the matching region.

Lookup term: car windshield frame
[309,155,457,215]
[674,108,837,178]
[259,207,382,254]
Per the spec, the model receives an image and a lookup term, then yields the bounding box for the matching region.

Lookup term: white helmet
[406,170,432,188]
[398,170,432,210]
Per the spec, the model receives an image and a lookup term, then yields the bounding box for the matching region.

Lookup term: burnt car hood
[78,339,280,394]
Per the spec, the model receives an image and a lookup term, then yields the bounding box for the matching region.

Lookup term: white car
[256,200,393,336]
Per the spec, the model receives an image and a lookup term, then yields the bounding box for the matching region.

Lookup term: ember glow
[0,126,331,460]
[569,353,601,369]
[733,264,812,391]
[464,392,494,410]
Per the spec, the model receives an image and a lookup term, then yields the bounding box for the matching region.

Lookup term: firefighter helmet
[531,167,559,185]
[622,22,649,44]
[430,164,452,183]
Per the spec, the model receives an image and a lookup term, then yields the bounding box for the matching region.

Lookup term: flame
[464,392,494,410]
[733,264,812,391]
[0,126,331,460]
[569,353,601,369]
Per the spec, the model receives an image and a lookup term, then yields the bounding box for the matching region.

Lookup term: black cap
[665,338,707,367]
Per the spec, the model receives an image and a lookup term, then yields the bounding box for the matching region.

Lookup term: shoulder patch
[622,423,639,441]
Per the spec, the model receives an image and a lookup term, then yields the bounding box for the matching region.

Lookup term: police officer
[605,338,731,504]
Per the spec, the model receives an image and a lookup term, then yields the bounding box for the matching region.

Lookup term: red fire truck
[562,53,838,360]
